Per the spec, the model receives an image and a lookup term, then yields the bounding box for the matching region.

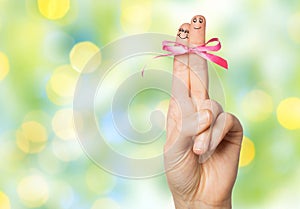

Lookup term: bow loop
[161,41,189,56]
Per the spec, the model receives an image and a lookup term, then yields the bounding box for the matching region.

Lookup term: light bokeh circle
[0,191,11,209]
[70,42,101,73]
[38,0,70,20]
[0,52,9,81]
[239,136,255,167]
[16,121,48,154]
[17,175,49,208]
[277,97,300,130]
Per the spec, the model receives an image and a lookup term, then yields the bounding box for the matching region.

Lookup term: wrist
[173,197,231,209]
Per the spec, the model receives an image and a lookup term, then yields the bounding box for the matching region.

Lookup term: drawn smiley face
[191,15,205,30]
[177,26,189,39]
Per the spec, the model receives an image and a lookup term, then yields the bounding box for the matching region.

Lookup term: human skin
[189,15,210,160]
[164,17,243,209]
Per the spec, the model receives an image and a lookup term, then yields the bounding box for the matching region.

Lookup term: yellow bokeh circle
[52,108,75,140]
[38,0,70,20]
[16,121,48,154]
[0,52,9,81]
[49,65,79,98]
[242,90,273,122]
[277,97,300,130]
[121,3,152,33]
[69,42,101,73]
[17,175,49,208]
[47,65,79,105]
[46,83,70,106]
[0,191,11,209]
[239,136,255,167]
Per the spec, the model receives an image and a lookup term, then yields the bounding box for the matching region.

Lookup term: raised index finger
[189,15,209,108]
[172,23,190,100]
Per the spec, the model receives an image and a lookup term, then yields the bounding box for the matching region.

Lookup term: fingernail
[194,142,204,155]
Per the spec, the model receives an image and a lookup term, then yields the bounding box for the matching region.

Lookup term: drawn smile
[194,26,201,30]
[177,33,188,39]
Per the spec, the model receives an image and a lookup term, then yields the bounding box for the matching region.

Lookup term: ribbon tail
[198,52,228,70]
[154,53,176,59]
[141,65,145,77]
[141,53,175,77]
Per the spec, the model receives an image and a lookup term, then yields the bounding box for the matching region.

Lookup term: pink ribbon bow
[159,38,228,69]
[141,38,228,76]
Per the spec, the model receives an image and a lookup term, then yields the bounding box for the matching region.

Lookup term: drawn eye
[184,30,189,33]
[193,18,197,23]
[199,18,203,23]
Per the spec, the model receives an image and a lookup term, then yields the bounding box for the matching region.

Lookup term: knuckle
[224,112,234,124]
[200,99,223,118]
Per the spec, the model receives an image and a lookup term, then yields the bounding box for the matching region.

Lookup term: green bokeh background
[0,0,300,208]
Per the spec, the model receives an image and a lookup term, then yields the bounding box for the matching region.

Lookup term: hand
[164,16,243,209]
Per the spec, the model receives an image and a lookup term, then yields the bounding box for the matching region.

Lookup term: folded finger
[164,110,212,165]
[192,100,223,156]
[209,113,243,151]
[194,113,243,163]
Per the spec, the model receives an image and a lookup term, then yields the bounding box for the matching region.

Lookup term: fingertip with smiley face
[189,15,206,46]
[176,23,190,45]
